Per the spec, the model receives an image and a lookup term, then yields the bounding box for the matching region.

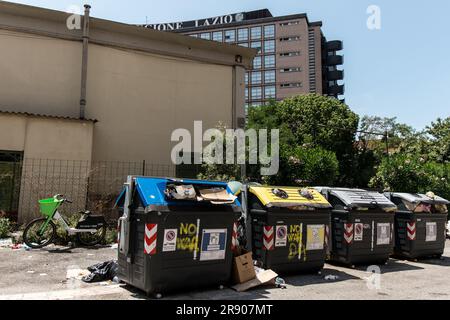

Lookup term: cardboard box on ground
[231,247,278,292]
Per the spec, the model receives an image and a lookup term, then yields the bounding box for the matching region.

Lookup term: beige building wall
[0,30,82,118]
[86,44,233,163]
[0,30,247,165]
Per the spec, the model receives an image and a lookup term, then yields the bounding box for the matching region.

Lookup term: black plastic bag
[82,260,118,283]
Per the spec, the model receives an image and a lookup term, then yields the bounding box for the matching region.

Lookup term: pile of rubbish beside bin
[112,175,449,298]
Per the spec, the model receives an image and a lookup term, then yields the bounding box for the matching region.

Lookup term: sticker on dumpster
[199,229,227,261]
[426,222,437,242]
[275,225,287,247]
[376,223,391,245]
[163,229,178,252]
[354,223,364,241]
[306,225,325,251]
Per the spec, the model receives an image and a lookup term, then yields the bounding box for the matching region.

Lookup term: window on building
[264,55,275,68]
[200,32,211,40]
[245,88,249,100]
[279,51,301,57]
[212,31,223,42]
[253,56,262,69]
[280,82,302,88]
[245,73,249,85]
[280,67,302,73]
[224,29,236,42]
[238,42,249,47]
[264,40,275,53]
[264,70,276,83]
[189,34,198,38]
[280,36,300,42]
[237,28,249,41]
[251,41,262,54]
[251,71,262,85]
[280,21,299,26]
[250,26,262,40]
[264,25,275,38]
[265,86,276,99]
[251,87,262,99]
[252,102,262,107]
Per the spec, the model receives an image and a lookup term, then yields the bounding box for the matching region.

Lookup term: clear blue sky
[6,0,450,129]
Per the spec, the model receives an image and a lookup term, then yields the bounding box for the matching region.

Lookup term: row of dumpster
[115,176,449,297]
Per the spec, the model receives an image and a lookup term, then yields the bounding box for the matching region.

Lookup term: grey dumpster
[315,187,397,266]
[385,192,449,259]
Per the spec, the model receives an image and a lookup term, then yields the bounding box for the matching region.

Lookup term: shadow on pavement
[44,244,114,254]
[119,283,276,300]
[285,268,360,287]
[352,259,424,273]
[411,255,450,267]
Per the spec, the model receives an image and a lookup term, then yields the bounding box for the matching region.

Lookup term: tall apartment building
[142,9,345,109]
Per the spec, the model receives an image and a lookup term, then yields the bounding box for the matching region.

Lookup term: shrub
[0,218,11,239]
[370,154,450,199]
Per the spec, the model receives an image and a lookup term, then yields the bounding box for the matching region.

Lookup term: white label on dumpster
[426,222,437,242]
[354,223,364,241]
[376,223,390,245]
[163,229,178,252]
[275,225,287,247]
[200,229,227,261]
[306,225,325,251]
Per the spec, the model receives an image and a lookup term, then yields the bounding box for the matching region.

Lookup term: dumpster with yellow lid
[242,185,332,274]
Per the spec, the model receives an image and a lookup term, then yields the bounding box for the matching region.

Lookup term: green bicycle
[23,194,106,249]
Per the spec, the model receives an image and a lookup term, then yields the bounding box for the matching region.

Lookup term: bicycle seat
[79,210,92,216]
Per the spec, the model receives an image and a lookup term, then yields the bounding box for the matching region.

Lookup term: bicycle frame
[39,210,98,236]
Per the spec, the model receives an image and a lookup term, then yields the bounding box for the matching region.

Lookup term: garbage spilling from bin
[115,176,242,297]
[385,192,449,259]
[106,175,450,297]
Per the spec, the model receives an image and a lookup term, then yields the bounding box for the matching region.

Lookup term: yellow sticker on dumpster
[306,225,325,251]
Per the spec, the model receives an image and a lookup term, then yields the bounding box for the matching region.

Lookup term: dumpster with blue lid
[242,185,332,274]
[385,192,449,259]
[116,176,241,297]
[315,187,397,266]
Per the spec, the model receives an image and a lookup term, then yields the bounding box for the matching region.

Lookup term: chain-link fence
[0,158,176,223]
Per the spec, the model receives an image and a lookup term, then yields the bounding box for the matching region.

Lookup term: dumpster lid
[389,192,450,205]
[115,177,239,209]
[248,186,331,209]
[315,187,397,211]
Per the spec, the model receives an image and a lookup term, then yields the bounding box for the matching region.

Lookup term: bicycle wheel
[23,218,57,249]
[77,225,106,247]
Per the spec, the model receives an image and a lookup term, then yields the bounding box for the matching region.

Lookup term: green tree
[425,117,450,163]
[248,94,359,185]
[369,153,450,199]
[264,146,339,187]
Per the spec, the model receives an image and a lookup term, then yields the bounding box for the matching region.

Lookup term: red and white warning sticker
[275,225,287,247]
[162,229,178,252]
[354,223,364,241]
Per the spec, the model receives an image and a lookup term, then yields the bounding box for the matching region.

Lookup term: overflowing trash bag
[82,260,118,283]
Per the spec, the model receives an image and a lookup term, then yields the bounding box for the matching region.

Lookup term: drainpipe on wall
[79,4,91,119]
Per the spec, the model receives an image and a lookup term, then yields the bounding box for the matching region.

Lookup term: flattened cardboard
[232,269,278,292]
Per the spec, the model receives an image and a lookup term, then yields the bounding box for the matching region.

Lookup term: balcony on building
[326,40,343,52]
[327,84,345,96]
[327,54,344,66]
[327,69,344,81]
